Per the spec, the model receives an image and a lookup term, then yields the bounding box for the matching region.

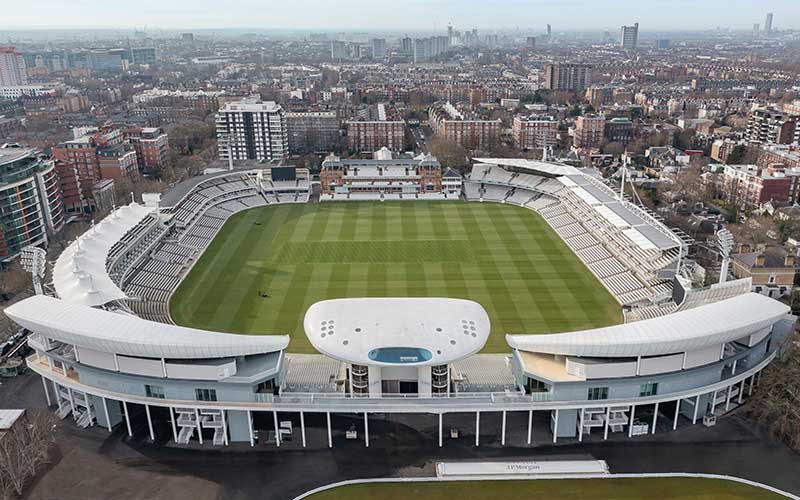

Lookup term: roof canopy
[304,298,490,366]
[473,158,580,177]
[6,295,289,359]
[52,203,153,307]
[506,293,789,358]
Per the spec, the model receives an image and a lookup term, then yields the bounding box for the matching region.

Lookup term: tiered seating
[525,195,558,211]
[106,214,170,286]
[451,354,517,392]
[467,162,690,308]
[463,181,482,200]
[675,278,752,312]
[481,184,511,202]
[124,171,310,323]
[283,354,342,392]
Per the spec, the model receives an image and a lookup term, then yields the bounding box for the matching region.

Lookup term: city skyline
[1,0,798,31]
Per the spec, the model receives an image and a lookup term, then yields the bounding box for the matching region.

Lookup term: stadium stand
[464,160,686,309]
[102,169,310,323]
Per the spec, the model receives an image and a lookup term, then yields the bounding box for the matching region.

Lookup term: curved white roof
[473,158,580,177]
[506,293,789,358]
[53,203,154,307]
[6,295,289,359]
[304,298,490,366]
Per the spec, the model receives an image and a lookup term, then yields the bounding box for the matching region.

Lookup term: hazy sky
[1,0,798,31]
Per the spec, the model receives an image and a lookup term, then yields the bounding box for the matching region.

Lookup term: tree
[426,137,469,173]
[661,165,708,207]
[726,145,760,165]
[726,145,747,165]
[727,215,781,247]
[0,261,29,301]
[0,410,58,498]
[674,129,696,150]
[748,332,800,451]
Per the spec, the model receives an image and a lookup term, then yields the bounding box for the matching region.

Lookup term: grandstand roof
[304,298,490,366]
[506,293,789,358]
[561,174,681,251]
[473,158,580,177]
[160,169,251,208]
[52,203,154,307]
[6,295,290,359]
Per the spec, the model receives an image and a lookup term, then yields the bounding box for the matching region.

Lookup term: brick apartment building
[124,127,169,176]
[428,101,501,149]
[287,111,340,154]
[721,164,797,209]
[53,128,139,213]
[512,115,558,150]
[573,115,606,149]
[346,103,405,152]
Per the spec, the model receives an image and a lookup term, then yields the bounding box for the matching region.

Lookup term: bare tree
[748,332,800,451]
[426,137,469,173]
[727,216,781,247]
[0,410,58,499]
[0,261,30,301]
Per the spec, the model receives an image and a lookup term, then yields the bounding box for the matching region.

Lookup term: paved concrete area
[3,371,800,500]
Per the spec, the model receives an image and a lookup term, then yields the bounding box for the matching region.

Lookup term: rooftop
[6,295,289,360]
[304,298,490,366]
[507,293,789,358]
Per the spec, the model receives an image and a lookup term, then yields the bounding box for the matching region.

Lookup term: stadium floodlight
[20,245,47,295]
[222,133,240,172]
[716,228,735,284]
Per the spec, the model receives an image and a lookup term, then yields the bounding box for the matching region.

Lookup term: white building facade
[215,98,288,162]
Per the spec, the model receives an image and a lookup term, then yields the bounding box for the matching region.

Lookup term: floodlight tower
[716,228,735,284]
[20,245,47,295]
[223,133,240,172]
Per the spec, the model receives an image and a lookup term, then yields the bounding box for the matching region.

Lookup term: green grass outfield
[170,201,622,353]
[303,478,788,500]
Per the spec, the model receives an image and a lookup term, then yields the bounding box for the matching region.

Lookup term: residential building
[124,127,170,176]
[53,128,138,213]
[0,145,64,260]
[732,245,796,299]
[0,47,27,86]
[605,117,634,146]
[0,85,57,100]
[331,41,347,60]
[371,39,387,59]
[215,98,288,162]
[428,101,501,149]
[711,139,739,163]
[286,111,340,154]
[543,63,592,92]
[620,23,639,50]
[512,115,558,150]
[758,146,800,196]
[573,115,606,149]
[413,36,449,63]
[585,86,613,109]
[97,146,138,181]
[721,164,793,209]
[745,108,798,145]
[346,103,405,152]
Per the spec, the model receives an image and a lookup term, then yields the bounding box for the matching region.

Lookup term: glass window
[195,388,217,402]
[587,387,609,400]
[145,384,165,399]
[639,382,659,397]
